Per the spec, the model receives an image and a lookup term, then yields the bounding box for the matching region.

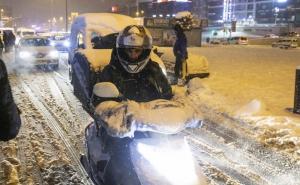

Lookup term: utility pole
[136,0,139,17]
[65,0,68,32]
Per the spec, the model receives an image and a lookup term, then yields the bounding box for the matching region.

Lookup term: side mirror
[93,82,120,98]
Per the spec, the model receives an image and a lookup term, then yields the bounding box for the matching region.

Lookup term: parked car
[209,38,229,45]
[280,32,300,38]
[228,36,248,45]
[153,46,209,80]
[271,38,298,49]
[49,32,70,52]
[210,38,221,44]
[15,36,59,69]
[264,34,279,38]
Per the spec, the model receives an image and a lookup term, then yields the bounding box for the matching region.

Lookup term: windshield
[20,38,50,46]
[91,33,118,49]
[23,31,35,36]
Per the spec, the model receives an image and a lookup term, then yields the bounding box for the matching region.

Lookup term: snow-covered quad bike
[80,82,208,185]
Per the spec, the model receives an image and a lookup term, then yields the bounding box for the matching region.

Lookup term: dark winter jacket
[173,31,188,59]
[0,59,21,141]
[99,50,173,102]
[3,31,15,47]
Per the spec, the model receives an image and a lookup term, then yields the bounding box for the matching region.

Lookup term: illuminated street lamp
[274,7,279,24]
[0,9,4,25]
[135,10,144,17]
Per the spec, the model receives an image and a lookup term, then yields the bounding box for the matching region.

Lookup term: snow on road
[1,61,93,184]
[1,45,300,185]
[161,45,300,184]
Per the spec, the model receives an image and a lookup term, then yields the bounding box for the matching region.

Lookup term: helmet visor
[118,47,151,64]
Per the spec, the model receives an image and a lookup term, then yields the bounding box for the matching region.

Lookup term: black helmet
[116,25,152,73]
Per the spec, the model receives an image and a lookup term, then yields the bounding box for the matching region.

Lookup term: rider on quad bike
[83,25,173,185]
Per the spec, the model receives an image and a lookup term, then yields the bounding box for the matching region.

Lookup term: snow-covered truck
[68,13,167,114]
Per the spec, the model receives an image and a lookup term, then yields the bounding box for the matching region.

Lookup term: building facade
[139,0,193,18]
[199,0,297,26]
[290,0,300,27]
[0,5,13,27]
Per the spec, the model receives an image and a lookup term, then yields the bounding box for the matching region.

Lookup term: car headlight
[50,41,56,46]
[19,51,32,58]
[137,138,199,185]
[15,38,20,45]
[49,51,59,58]
[63,40,70,47]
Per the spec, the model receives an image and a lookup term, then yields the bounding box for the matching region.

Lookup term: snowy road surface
[1,46,300,185]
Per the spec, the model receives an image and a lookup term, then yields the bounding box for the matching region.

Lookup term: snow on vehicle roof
[79,49,112,71]
[175,11,192,19]
[17,27,35,32]
[72,13,138,36]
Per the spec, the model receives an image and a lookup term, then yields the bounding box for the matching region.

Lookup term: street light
[274,7,279,24]
[0,9,4,26]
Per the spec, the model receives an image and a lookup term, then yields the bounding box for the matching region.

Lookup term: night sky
[0,0,122,27]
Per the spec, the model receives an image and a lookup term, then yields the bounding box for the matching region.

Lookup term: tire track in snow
[21,72,89,153]
[4,77,81,184]
[185,119,300,185]
[21,81,94,185]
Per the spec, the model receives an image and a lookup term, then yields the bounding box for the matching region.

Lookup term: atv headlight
[49,50,59,58]
[19,51,32,58]
[137,138,199,185]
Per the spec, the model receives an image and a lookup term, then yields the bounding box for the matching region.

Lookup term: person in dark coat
[0,37,4,57]
[173,24,188,85]
[0,59,21,141]
[3,31,16,53]
[3,31,8,52]
[100,25,172,102]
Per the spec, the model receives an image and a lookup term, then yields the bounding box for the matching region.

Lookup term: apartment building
[139,0,193,18]
[202,0,293,25]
